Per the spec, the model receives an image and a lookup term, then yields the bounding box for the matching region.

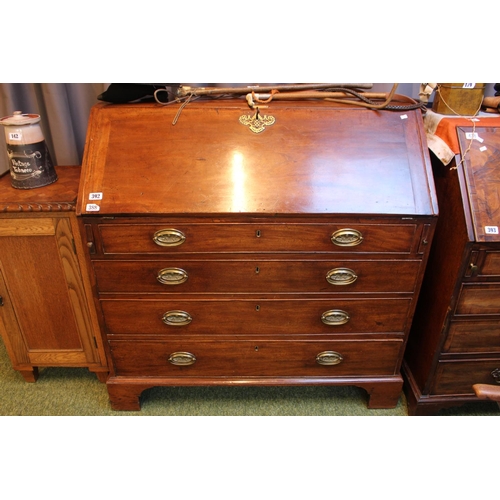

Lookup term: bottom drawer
[109,338,403,377]
[433,358,500,395]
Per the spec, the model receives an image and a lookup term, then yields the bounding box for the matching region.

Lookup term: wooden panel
[444,321,500,353]
[93,259,420,294]
[101,297,412,335]
[458,127,500,242]
[108,338,404,377]
[77,101,437,217]
[0,219,55,236]
[0,221,82,350]
[97,222,419,255]
[455,284,500,316]
[433,358,500,395]
[479,251,500,276]
[28,350,87,365]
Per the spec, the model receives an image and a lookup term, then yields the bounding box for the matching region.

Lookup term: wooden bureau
[0,166,108,382]
[77,98,437,411]
[403,126,500,415]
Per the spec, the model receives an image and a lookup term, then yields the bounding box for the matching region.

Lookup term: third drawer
[100,297,412,335]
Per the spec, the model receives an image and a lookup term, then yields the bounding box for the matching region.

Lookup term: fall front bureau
[77,98,438,411]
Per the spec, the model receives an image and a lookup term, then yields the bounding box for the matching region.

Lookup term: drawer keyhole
[256,230,261,238]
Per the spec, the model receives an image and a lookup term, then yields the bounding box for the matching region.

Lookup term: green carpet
[1,338,498,416]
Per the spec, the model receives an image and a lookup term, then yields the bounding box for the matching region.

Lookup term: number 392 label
[485,226,499,234]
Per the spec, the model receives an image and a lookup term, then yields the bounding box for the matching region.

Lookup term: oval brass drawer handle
[153,228,186,247]
[331,228,363,247]
[326,267,358,286]
[162,310,193,326]
[157,267,188,285]
[321,309,350,326]
[168,351,197,366]
[316,351,344,366]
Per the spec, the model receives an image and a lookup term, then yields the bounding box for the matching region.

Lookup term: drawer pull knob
[331,228,363,247]
[326,267,358,285]
[321,309,350,326]
[168,352,197,366]
[316,351,344,366]
[157,267,188,285]
[153,228,186,247]
[162,310,192,326]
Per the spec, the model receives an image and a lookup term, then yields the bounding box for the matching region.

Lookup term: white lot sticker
[86,203,101,212]
[89,192,103,200]
[8,132,22,141]
[480,146,488,152]
[466,132,483,142]
[400,114,408,120]
[485,226,499,234]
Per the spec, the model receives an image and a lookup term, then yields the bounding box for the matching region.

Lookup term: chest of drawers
[403,126,500,415]
[77,98,437,410]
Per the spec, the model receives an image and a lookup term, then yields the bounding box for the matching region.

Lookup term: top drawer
[93,222,420,255]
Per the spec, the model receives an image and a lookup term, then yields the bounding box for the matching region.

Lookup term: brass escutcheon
[168,352,196,366]
[316,351,344,366]
[162,310,192,326]
[326,267,358,286]
[153,228,186,247]
[331,228,364,247]
[321,309,350,326]
[157,267,188,285]
[239,111,275,134]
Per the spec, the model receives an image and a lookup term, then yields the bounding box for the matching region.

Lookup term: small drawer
[455,284,500,316]
[96,222,418,255]
[108,338,404,377]
[432,359,500,395]
[471,250,500,278]
[93,259,420,294]
[443,321,500,354]
[100,297,412,335]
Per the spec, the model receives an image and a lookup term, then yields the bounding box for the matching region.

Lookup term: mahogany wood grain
[403,131,500,415]
[78,100,437,410]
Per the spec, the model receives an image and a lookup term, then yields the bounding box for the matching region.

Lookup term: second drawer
[93,259,421,294]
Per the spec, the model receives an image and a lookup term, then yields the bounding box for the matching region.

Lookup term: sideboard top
[77,99,438,217]
[0,165,79,213]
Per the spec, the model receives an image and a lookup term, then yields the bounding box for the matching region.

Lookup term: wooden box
[76,97,438,410]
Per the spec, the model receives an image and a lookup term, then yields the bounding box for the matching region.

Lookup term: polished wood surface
[0,166,79,212]
[403,137,500,415]
[79,100,437,410]
[458,127,500,242]
[0,166,108,382]
[77,99,437,217]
